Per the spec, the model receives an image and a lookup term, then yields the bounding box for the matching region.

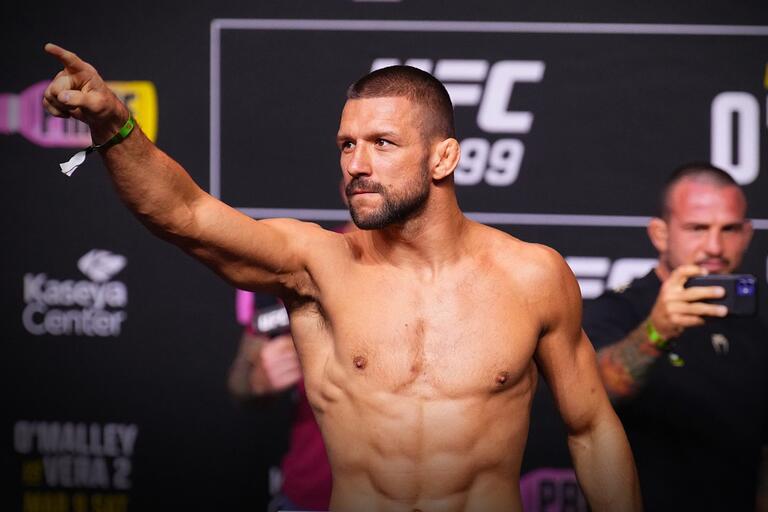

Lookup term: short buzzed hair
[346,65,456,140]
[658,161,741,218]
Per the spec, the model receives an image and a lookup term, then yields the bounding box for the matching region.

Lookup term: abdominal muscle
[306,357,537,512]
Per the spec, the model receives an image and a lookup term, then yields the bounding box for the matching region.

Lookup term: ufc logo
[566,257,657,299]
[370,59,545,133]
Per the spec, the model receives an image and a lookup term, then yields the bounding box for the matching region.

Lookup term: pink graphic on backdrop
[520,468,587,511]
[235,289,255,332]
[0,80,92,147]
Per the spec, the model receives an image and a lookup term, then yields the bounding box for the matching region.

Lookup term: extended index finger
[44,43,90,72]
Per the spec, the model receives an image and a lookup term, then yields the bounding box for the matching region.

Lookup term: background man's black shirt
[584,271,768,511]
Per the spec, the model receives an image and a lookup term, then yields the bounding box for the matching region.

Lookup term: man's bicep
[180,195,324,295]
[534,255,611,433]
[537,329,609,434]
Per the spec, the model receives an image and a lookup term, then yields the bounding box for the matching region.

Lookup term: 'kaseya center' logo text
[372,58,544,187]
[22,250,128,337]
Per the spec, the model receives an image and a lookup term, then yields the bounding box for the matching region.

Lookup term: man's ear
[743,219,754,249]
[647,217,669,254]
[431,138,460,181]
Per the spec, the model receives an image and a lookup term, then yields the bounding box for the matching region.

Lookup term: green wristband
[93,114,135,149]
[59,114,137,177]
[645,320,670,350]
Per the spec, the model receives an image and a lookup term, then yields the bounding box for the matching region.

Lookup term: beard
[346,168,431,230]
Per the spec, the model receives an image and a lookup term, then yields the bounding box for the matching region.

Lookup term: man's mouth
[346,180,383,197]
[698,259,728,272]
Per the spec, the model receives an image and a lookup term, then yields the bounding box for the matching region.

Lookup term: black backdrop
[2,2,767,511]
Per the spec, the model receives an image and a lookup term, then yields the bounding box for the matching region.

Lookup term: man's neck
[367,196,468,272]
[654,264,671,282]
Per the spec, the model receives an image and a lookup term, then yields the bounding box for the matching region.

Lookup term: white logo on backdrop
[22,250,128,337]
[371,58,545,187]
[566,257,657,299]
[710,91,765,185]
[77,250,127,283]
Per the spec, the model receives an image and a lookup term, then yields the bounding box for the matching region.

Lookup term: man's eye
[340,141,354,150]
[375,139,391,147]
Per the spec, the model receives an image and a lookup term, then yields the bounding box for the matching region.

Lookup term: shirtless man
[43,43,641,512]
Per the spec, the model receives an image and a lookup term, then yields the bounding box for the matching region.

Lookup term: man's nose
[704,228,724,255]
[346,144,372,177]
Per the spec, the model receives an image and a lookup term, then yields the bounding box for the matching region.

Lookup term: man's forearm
[99,118,206,242]
[41,44,206,243]
[596,321,663,399]
[44,45,322,295]
[568,412,642,511]
[227,349,285,405]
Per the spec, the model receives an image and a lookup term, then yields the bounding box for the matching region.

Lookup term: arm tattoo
[596,321,662,400]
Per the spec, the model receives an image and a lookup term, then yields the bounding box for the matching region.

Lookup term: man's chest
[312,267,542,397]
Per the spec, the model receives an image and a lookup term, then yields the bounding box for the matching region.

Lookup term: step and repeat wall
[2,2,766,511]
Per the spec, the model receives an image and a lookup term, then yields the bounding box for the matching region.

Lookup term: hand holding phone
[684,274,758,317]
[649,265,729,340]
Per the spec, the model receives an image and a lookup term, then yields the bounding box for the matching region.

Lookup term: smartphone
[684,274,758,316]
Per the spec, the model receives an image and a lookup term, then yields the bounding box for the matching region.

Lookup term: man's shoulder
[471,222,559,260]
[471,223,563,264]
[471,225,574,291]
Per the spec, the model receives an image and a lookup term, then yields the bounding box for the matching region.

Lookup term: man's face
[659,179,752,274]
[336,96,433,230]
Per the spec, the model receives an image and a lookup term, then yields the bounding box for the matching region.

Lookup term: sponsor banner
[0,81,158,148]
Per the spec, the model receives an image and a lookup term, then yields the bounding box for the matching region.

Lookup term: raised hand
[648,264,727,340]
[243,333,302,394]
[43,43,128,144]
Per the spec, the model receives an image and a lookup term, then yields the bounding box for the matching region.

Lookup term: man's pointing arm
[42,43,322,297]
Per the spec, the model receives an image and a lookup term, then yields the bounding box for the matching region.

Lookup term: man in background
[585,162,768,511]
[229,294,331,512]
[228,211,352,512]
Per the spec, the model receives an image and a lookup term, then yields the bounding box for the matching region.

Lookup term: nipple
[353,355,367,370]
[496,371,510,386]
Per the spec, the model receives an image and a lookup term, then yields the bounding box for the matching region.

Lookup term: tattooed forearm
[596,322,662,400]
